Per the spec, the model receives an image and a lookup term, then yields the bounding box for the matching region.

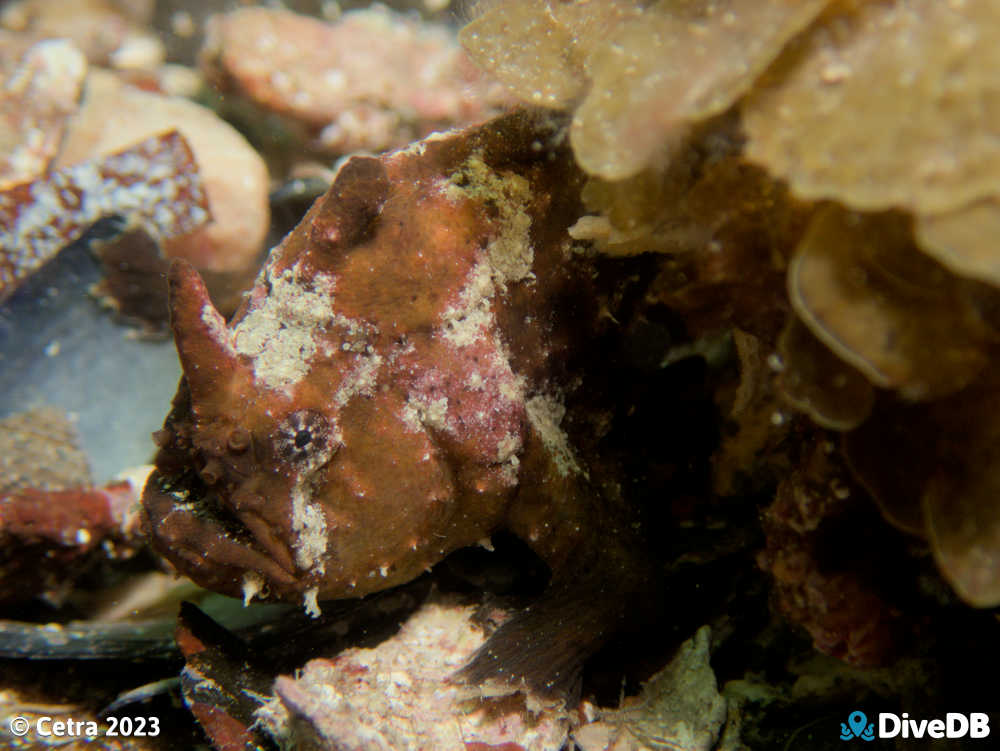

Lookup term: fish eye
[276,409,333,465]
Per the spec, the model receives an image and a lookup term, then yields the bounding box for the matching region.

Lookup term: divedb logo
[840,710,990,741]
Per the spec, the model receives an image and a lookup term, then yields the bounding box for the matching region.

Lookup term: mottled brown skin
[142,111,646,694]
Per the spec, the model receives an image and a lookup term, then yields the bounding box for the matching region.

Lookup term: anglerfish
[142,111,650,695]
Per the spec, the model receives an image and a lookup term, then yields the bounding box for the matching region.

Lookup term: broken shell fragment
[787,206,991,400]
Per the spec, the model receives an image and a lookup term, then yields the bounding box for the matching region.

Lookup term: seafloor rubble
[4,1,1000,750]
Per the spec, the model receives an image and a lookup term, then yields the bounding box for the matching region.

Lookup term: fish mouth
[142,467,303,601]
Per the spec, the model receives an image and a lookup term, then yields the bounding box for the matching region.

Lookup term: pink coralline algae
[143,111,646,694]
[0,129,209,301]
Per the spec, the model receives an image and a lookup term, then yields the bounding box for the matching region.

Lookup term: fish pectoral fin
[452,580,624,702]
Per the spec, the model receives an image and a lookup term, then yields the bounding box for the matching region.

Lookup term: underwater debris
[0,129,208,302]
[175,601,276,751]
[201,5,511,156]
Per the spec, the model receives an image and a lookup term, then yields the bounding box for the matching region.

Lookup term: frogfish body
[142,111,646,694]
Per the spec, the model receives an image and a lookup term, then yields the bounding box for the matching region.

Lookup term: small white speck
[820,61,851,84]
[242,572,265,606]
[303,587,321,618]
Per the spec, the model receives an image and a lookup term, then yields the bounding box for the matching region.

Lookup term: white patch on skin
[525,394,587,478]
[394,127,458,158]
[437,154,537,348]
[201,303,235,354]
[233,266,339,391]
[392,154,544,485]
[242,571,265,606]
[332,351,383,409]
[443,155,535,285]
[290,477,329,574]
[402,395,449,432]
[491,347,526,403]
[440,260,495,348]
[303,587,321,618]
[497,432,521,463]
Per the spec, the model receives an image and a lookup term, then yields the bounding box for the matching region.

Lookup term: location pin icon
[848,711,868,738]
